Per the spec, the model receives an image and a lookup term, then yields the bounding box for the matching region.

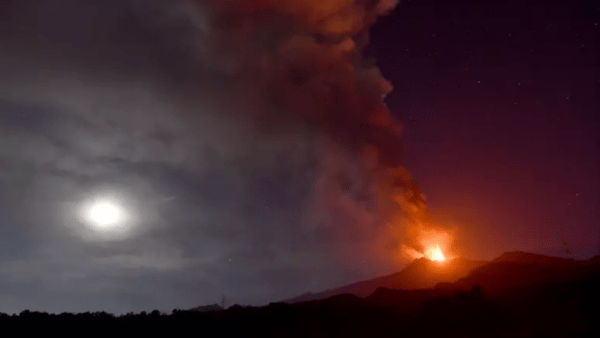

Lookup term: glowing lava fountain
[427,245,446,261]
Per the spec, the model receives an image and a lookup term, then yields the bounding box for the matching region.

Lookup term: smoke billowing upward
[0,0,445,311]
[0,0,596,313]
[176,0,437,261]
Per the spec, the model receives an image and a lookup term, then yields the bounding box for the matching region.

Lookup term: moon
[79,194,132,239]
[87,201,123,228]
[69,187,171,242]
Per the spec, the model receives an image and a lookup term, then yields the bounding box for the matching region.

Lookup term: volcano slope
[274,252,600,337]
[284,256,487,303]
[2,252,599,337]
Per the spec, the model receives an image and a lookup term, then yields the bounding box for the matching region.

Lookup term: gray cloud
[0,0,428,314]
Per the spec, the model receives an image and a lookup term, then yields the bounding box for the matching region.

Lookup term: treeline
[0,276,598,337]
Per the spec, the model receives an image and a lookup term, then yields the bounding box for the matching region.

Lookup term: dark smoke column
[183,0,431,263]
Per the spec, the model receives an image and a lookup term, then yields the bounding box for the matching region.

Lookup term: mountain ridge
[283,255,487,304]
[282,251,596,304]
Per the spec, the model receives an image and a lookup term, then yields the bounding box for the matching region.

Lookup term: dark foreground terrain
[2,252,599,337]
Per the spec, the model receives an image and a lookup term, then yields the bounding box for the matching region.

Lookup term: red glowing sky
[0,0,597,315]
[372,0,599,260]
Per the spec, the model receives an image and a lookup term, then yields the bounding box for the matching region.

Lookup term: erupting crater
[427,245,446,261]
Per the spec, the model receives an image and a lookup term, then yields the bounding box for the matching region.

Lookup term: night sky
[371,0,599,261]
[0,0,598,315]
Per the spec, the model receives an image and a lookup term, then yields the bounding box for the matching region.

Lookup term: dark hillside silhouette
[188,303,223,312]
[284,256,487,303]
[448,252,600,293]
[0,252,598,337]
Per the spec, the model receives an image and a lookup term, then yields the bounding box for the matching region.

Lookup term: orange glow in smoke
[399,222,456,262]
[427,245,446,261]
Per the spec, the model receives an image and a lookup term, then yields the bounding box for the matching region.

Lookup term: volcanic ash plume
[175,0,441,263]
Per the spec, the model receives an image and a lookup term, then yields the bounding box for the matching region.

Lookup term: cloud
[0,0,436,313]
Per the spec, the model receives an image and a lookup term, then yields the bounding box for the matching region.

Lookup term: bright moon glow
[89,202,119,225]
[71,187,145,242]
[427,245,446,261]
[86,201,124,228]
